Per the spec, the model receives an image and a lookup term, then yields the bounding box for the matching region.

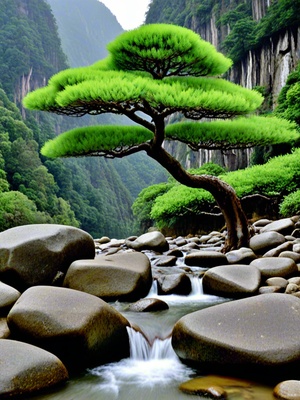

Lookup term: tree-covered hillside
[0,0,167,237]
[46,0,123,67]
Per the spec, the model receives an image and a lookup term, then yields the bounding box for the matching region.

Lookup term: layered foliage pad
[148,149,300,228]
[41,126,153,158]
[107,24,232,79]
[165,116,299,150]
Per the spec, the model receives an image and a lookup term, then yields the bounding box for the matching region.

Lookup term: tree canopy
[23,23,298,250]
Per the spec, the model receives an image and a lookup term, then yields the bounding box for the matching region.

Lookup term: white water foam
[89,327,194,398]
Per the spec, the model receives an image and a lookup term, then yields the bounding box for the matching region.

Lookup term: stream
[29,268,275,399]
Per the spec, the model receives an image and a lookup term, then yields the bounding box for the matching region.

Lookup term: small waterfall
[127,327,176,360]
[189,275,204,296]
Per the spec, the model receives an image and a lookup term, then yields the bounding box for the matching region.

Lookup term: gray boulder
[273,380,300,399]
[172,294,300,379]
[226,247,257,264]
[128,298,169,312]
[185,251,228,268]
[0,281,20,315]
[7,286,130,370]
[0,224,95,290]
[202,264,261,298]
[260,218,295,234]
[157,273,191,295]
[125,231,169,252]
[250,257,298,279]
[0,339,68,398]
[249,231,286,254]
[63,252,152,301]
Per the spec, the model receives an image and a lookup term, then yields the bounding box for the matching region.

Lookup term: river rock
[0,281,20,315]
[7,286,130,370]
[0,317,10,338]
[265,277,288,290]
[185,251,228,268]
[250,257,298,279]
[172,293,300,380]
[226,247,257,264]
[202,264,261,298]
[249,231,286,254]
[263,241,293,257]
[260,218,295,234]
[125,231,169,252]
[128,298,169,312]
[0,224,95,290]
[63,252,152,301]
[0,339,68,398]
[273,380,300,399]
[157,272,191,295]
[279,251,300,263]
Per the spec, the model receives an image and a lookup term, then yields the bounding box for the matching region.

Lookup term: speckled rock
[0,339,68,398]
[273,380,300,399]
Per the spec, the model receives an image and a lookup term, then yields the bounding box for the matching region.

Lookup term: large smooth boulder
[0,339,68,398]
[202,264,261,298]
[0,224,95,290]
[7,286,130,370]
[63,252,152,301]
[172,294,300,379]
[249,231,286,255]
[260,218,295,234]
[125,231,169,252]
[250,257,298,279]
[157,272,191,295]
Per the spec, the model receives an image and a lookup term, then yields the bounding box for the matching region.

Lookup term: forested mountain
[46,0,123,67]
[146,0,300,170]
[0,0,166,238]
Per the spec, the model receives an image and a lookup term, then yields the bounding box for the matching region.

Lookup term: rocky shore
[1,218,300,398]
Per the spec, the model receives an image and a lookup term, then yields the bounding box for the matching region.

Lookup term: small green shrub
[280,190,300,217]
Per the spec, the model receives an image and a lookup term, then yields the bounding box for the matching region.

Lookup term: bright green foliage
[149,149,300,229]
[41,126,153,158]
[0,191,51,231]
[132,182,174,233]
[165,116,299,150]
[276,63,300,126]
[133,162,224,230]
[280,190,300,217]
[107,24,232,79]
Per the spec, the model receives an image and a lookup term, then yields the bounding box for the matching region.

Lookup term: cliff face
[189,0,299,107]
[229,27,300,105]
[147,0,299,170]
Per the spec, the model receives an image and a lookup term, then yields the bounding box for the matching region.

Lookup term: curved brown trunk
[147,146,249,251]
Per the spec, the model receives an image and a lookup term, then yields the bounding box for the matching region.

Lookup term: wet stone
[128,298,169,312]
[273,380,300,400]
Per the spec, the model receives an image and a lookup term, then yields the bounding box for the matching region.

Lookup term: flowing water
[29,272,275,400]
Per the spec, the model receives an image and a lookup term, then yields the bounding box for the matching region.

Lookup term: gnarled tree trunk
[148,146,249,251]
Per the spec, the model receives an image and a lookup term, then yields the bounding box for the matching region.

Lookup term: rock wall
[170,0,300,170]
